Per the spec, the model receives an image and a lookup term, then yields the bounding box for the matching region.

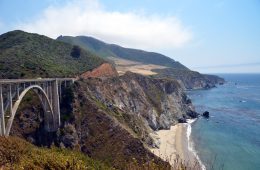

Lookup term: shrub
[70,45,81,58]
[0,137,113,170]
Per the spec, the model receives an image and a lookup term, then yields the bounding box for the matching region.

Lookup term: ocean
[187,74,260,170]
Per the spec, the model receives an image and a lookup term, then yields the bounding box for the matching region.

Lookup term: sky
[0,0,259,73]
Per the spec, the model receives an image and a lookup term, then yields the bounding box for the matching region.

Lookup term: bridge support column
[0,85,5,136]
[9,84,13,118]
[59,82,62,101]
[52,79,60,129]
[16,84,20,100]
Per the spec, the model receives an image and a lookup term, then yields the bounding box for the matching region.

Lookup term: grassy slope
[57,35,188,69]
[0,137,113,170]
[0,30,105,79]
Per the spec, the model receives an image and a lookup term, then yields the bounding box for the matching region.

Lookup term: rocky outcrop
[178,118,187,123]
[84,72,196,131]
[202,111,210,118]
[59,123,79,148]
[80,63,118,78]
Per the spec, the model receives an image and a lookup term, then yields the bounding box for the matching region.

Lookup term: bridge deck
[0,78,76,84]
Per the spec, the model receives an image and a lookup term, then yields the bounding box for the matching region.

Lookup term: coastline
[150,120,205,169]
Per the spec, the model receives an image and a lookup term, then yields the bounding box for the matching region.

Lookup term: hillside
[10,72,197,169]
[57,35,224,89]
[57,35,188,69]
[0,137,113,169]
[0,30,212,169]
[152,68,225,89]
[0,30,105,79]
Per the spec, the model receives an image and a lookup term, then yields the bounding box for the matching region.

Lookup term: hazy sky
[0,0,259,73]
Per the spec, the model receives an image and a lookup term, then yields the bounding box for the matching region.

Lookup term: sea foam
[186,119,206,170]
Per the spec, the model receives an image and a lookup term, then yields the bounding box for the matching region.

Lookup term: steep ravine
[60,72,198,168]
[10,72,198,169]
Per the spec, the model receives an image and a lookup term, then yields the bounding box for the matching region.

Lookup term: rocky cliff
[10,72,196,169]
[152,68,225,89]
[84,72,197,131]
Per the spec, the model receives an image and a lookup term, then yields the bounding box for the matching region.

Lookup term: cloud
[18,0,192,50]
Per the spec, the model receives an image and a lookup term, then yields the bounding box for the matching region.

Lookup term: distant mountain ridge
[57,35,188,70]
[57,35,224,89]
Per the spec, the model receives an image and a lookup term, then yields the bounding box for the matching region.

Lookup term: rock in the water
[178,118,187,123]
[187,110,199,118]
[202,111,209,118]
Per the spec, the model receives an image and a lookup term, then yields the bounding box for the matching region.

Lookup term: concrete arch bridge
[0,78,75,136]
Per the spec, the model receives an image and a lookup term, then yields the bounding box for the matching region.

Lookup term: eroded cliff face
[57,84,170,168]
[84,72,196,131]
[80,63,118,78]
[9,76,171,168]
[68,72,198,159]
[10,71,196,169]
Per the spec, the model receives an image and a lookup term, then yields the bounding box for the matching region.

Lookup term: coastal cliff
[0,30,212,169]
[9,71,197,168]
[83,71,197,131]
[152,68,225,89]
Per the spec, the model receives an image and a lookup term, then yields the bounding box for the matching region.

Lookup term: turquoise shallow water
[188,74,260,170]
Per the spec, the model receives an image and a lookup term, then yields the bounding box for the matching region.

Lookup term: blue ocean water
[188,74,260,170]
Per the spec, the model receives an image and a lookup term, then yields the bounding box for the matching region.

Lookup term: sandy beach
[150,122,198,167]
[150,125,178,165]
[175,123,197,164]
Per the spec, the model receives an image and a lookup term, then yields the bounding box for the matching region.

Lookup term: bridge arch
[5,85,55,136]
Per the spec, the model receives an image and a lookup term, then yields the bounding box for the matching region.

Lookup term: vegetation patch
[0,30,105,79]
[0,137,113,170]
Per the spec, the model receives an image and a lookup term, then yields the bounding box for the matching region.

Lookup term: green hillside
[57,35,188,69]
[0,30,105,79]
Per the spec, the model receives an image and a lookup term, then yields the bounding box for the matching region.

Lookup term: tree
[70,45,81,58]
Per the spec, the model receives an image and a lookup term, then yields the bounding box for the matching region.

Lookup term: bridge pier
[0,85,5,136]
[52,79,60,128]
